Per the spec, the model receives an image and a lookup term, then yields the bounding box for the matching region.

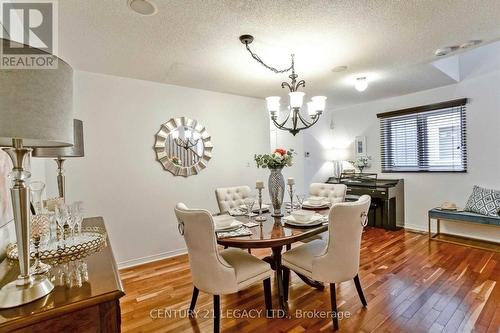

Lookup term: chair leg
[353,274,367,307]
[213,295,220,333]
[330,283,339,331]
[282,266,290,302]
[189,286,199,317]
[263,278,272,317]
[248,248,251,254]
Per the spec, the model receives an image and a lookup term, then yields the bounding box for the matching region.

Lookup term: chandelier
[240,34,326,136]
[171,127,200,150]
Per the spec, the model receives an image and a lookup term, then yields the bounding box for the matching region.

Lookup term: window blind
[378,99,467,172]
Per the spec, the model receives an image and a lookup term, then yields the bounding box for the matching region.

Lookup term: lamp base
[0,275,54,308]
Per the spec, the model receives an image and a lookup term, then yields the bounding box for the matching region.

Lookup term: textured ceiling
[57,0,500,108]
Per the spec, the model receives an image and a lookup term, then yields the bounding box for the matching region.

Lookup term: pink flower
[274,148,287,156]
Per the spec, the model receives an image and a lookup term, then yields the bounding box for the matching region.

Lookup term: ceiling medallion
[239,34,326,136]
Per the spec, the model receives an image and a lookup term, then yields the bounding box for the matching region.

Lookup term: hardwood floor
[119,228,500,332]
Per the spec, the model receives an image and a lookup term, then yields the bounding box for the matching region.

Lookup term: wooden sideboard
[0,217,124,333]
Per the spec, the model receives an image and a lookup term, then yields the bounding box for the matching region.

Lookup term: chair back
[309,183,347,204]
[215,186,251,214]
[312,195,371,283]
[174,203,237,294]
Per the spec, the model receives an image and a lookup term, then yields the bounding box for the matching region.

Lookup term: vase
[268,167,285,217]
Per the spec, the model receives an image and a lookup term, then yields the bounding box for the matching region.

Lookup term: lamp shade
[311,96,327,111]
[0,39,74,147]
[289,92,305,108]
[32,119,84,158]
[325,148,349,161]
[266,96,280,113]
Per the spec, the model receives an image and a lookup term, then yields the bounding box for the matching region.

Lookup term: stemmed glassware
[29,181,46,214]
[72,201,84,236]
[296,194,306,210]
[67,208,77,245]
[55,203,69,247]
[244,197,256,220]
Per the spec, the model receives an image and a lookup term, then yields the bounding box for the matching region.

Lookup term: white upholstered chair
[215,185,252,214]
[282,195,371,331]
[174,203,273,332]
[309,183,347,204]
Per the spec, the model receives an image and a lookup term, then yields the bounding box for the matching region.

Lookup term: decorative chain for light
[244,42,294,74]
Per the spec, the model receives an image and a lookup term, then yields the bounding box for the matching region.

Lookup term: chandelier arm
[274,111,291,128]
[244,43,293,74]
[296,111,314,127]
[281,82,293,92]
[294,80,306,91]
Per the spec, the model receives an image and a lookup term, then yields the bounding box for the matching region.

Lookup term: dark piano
[326,174,404,231]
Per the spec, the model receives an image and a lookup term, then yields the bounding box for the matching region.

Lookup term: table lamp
[0,39,74,307]
[33,119,85,200]
[325,148,348,183]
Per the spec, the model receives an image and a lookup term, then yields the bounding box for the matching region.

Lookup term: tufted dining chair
[215,185,252,214]
[174,203,273,333]
[309,183,347,204]
[281,195,371,331]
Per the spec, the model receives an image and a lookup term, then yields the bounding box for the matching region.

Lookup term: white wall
[271,126,307,195]
[45,71,270,267]
[304,69,500,242]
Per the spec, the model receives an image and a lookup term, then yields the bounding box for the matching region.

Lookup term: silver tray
[6,226,107,264]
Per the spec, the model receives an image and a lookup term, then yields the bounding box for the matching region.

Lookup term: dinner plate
[283,214,325,227]
[215,220,243,232]
[302,200,330,209]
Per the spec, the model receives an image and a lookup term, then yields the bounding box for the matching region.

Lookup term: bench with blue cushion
[428,208,500,250]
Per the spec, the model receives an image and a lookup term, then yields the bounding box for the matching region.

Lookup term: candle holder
[255,188,267,223]
[287,184,295,212]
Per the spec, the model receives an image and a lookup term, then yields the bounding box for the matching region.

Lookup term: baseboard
[118,248,187,269]
[403,223,427,233]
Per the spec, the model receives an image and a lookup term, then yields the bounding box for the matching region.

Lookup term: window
[378,99,467,172]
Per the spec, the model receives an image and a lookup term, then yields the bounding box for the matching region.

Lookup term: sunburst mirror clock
[154,117,213,177]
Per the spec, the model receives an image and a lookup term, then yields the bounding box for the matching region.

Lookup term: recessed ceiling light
[332,65,348,72]
[435,46,459,57]
[354,77,368,92]
[460,40,482,49]
[128,0,158,16]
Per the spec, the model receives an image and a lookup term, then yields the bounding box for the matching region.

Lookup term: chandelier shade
[312,96,327,112]
[266,96,281,113]
[289,92,305,108]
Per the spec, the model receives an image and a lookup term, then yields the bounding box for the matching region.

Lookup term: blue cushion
[429,208,500,226]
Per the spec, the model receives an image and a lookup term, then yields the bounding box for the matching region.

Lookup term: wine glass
[296,194,306,210]
[244,197,255,220]
[72,201,84,236]
[67,205,78,244]
[55,203,69,247]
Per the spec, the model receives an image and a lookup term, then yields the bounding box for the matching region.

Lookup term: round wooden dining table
[217,209,329,310]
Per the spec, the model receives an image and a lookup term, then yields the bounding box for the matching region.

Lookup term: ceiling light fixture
[435,46,459,57]
[239,34,326,136]
[128,0,158,16]
[354,77,368,92]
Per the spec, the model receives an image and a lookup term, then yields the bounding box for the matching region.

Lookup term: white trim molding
[117,248,187,269]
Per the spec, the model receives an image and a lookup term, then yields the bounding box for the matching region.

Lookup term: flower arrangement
[349,155,372,173]
[170,156,182,166]
[255,148,295,169]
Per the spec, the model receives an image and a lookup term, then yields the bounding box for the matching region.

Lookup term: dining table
[216,207,330,311]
